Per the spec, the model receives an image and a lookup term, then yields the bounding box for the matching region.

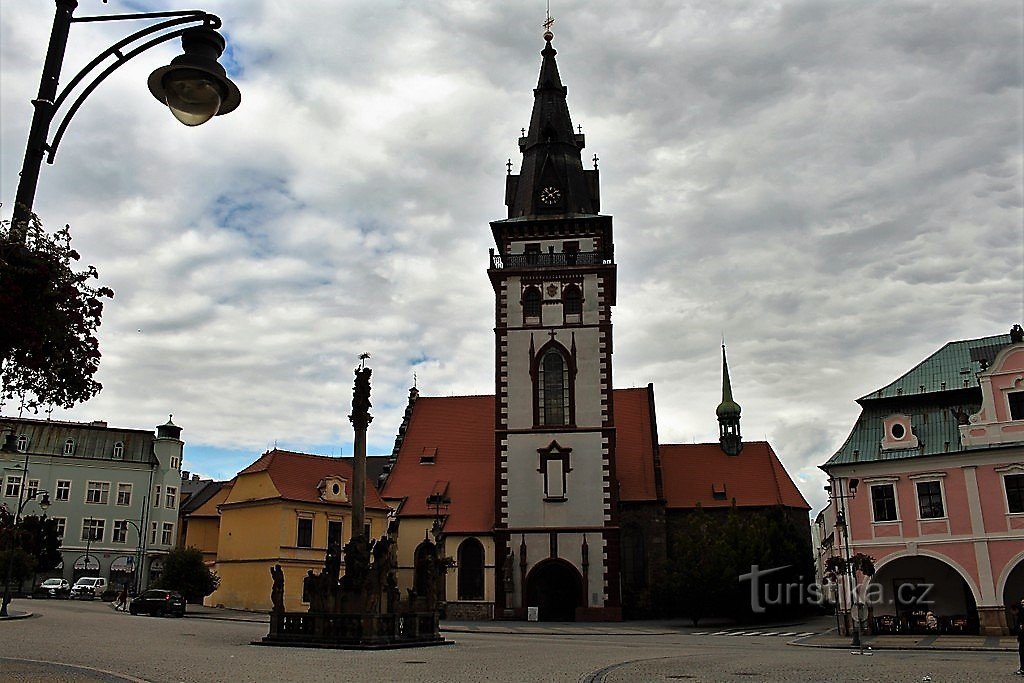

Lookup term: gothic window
[457,538,485,600]
[523,286,542,322]
[537,348,570,426]
[563,284,582,319]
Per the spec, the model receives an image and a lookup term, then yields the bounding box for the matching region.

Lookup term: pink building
[821,326,1024,636]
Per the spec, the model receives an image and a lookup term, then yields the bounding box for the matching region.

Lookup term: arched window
[16,435,28,452]
[457,538,485,600]
[563,284,582,317]
[523,286,542,321]
[63,438,75,455]
[112,442,124,460]
[538,348,569,426]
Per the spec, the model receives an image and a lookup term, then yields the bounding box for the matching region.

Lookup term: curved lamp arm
[47,12,222,163]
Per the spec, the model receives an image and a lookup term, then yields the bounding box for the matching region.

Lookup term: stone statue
[270,564,285,613]
[349,366,373,428]
[324,541,341,582]
[302,570,314,604]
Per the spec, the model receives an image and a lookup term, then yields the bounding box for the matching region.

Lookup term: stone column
[349,363,373,541]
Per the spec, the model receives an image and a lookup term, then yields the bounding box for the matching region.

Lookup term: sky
[1,1,1021,515]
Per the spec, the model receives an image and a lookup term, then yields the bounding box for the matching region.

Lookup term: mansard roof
[824,331,1015,468]
[0,415,158,464]
[660,441,810,510]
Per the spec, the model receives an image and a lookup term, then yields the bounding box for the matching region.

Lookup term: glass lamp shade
[162,69,224,126]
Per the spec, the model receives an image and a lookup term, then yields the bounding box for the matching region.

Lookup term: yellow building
[207,449,390,612]
[179,481,230,569]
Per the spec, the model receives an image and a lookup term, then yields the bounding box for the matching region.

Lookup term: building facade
[821,326,1024,636]
[0,415,183,593]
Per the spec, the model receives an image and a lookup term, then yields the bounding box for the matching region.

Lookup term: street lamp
[83,517,96,576]
[426,492,451,542]
[830,477,863,648]
[10,0,241,234]
[0,440,51,616]
[124,518,143,594]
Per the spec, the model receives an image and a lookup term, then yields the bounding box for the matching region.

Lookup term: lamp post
[426,492,451,543]
[124,518,143,594]
[0,440,51,616]
[830,476,862,648]
[9,0,241,236]
[83,517,96,577]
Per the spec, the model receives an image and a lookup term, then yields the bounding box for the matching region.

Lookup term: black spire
[504,34,599,218]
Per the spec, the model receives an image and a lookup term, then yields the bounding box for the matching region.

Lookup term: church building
[377,30,810,621]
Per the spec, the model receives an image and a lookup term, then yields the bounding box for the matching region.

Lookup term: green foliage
[0,212,113,410]
[654,505,816,624]
[18,515,63,574]
[153,547,219,601]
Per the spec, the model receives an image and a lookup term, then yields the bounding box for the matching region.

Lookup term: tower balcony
[489,249,611,269]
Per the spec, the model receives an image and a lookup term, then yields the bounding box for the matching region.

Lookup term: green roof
[858,333,1010,402]
[824,332,1012,468]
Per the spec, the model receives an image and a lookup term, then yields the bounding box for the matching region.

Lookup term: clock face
[540,186,561,205]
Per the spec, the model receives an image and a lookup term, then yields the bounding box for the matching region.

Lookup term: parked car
[128,589,186,617]
[70,577,107,599]
[34,578,71,599]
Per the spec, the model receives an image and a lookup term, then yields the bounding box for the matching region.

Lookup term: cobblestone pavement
[2,600,1016,682]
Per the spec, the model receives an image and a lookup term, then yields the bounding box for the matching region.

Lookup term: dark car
[34,578,71,599]
[128,589,186,617]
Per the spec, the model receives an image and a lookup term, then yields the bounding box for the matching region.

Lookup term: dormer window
[16,435,27,452]
[112,442,124,460]
[63,438,75,455]
[318,476,349,503]
[420,447,437,464]
[881,414,918,450]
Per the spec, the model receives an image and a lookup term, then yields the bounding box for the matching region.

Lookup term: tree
[154,547,219,602]
[0,212,113,411]
[18,515,62,575]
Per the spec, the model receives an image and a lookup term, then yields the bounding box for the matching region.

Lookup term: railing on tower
[489,250,611,269]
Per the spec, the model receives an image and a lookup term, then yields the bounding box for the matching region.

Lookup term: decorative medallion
[546,283,559,298]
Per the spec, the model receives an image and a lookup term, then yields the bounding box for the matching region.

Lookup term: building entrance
[526,560,582,621]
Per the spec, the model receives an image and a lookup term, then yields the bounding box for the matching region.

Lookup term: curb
[0,611,34,620]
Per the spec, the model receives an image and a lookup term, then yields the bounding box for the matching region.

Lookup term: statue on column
[270,564,285,613]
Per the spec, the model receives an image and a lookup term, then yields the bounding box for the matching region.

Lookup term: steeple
[504,32,600,218]
[717,345,743,455]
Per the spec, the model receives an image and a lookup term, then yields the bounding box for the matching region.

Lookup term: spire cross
[577,124,582,134]
[521,127,526,137]
[506,158,513,175]
[543,2,554,33]
[592,153,599,169]
[548,329,557,340]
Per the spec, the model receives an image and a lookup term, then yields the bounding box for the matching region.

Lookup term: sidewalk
[182,606,1019,651]
[793,629,1017,652]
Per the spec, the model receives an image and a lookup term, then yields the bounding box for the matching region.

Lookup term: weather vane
[358,352,371,369]
[543,1,554,37]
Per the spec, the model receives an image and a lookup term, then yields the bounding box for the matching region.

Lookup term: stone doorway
[525,559,582,621]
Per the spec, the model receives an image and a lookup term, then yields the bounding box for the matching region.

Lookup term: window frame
[113,519,128,544]
[1009,391,1024,421]
[82,518,105,543]
[522,285,542,323]
[85,480,111,505]
[914,479,946,520]
[537,441,572,502]
[1003,473,1024,514]
[55,479,71,502]
[870,483,899,522]
[116,483,132,506]
[16,435,27,452]
[456,537,486,600]
[563,283,583,321]
[161,522,174,545]
[26,479,39,500]
[296,516,314,549]
[4,475,22,498]
[165,485,177,509]
[63,438,75,455]
[533,343,575,427]
[112,441,124,460]
[53,517,66,541]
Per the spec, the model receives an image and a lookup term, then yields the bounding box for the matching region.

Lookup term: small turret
[157,415,182,440]
[717,345,743,456]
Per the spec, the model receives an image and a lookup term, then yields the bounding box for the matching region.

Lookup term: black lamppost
[426,492,450,542]
[124,518,143,594]
[830,477,862,648]
[83,516,96,577]
[0,440,51,616]
[9,0,241,235]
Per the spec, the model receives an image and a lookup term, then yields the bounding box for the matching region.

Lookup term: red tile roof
[381,395,495,534]
[612,387,659,502]
[381,388,663,532]
[238,449,389,509]
[660,441,810,510]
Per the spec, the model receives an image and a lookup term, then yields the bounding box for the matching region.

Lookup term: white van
[70,577,107,599]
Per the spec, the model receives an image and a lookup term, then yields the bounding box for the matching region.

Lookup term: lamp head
[38,492,50,511]
[148,27,240,126]
[849,478,860,495]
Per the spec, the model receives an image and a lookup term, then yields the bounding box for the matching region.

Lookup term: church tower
[488,28,620,620]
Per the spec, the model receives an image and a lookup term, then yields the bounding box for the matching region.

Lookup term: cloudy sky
[2,1,1021,514]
